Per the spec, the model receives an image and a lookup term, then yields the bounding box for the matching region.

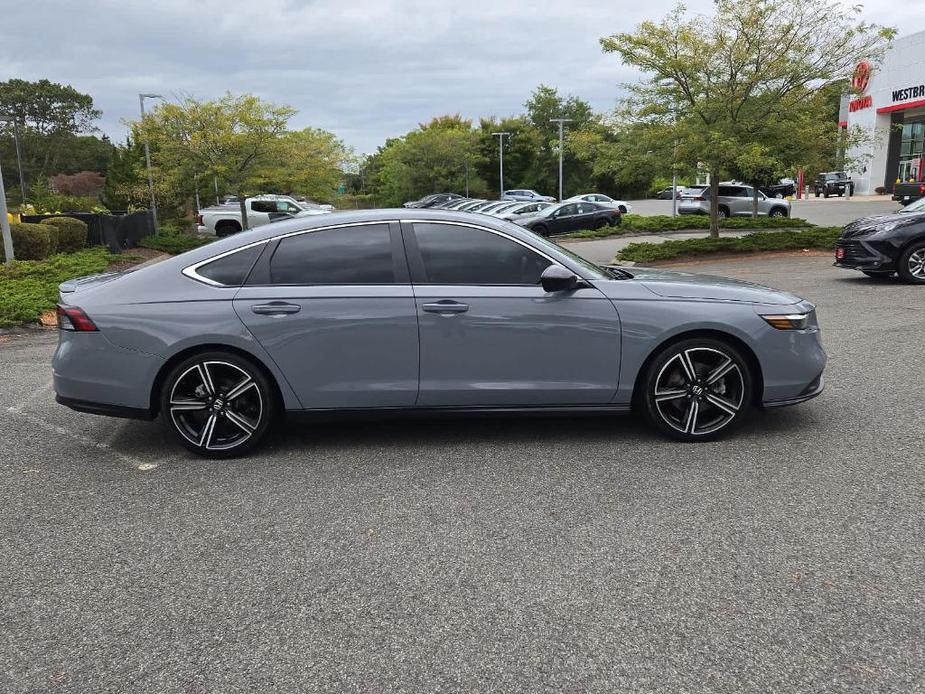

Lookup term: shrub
[40,216,89,253]
[616,227,843,264]
[139,233,212,254]
[0,248,116,327]
[3,223,55,261]
[562,215,814,239]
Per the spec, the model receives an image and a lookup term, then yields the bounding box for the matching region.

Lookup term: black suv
[814,172,854,198]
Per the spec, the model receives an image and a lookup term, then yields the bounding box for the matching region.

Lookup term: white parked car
[492,201,554,220]
[198,195,329,237]
[565,193,633,214]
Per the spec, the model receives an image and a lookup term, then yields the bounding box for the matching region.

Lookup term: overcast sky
[3,1,925,154]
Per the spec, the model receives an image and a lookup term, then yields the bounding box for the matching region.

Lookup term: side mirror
[541,265,579,293]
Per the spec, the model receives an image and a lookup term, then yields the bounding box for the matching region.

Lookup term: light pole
[0,153,12,263]
[550,118,572,201]
[138,93,163,233]
[0,115,27,202]
[492,132,510,198]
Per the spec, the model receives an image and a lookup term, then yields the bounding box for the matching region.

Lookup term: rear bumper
[56,394,154,420]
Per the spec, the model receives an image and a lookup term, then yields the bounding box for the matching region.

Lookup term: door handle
[251,302,301,316]
[422,301,469,314]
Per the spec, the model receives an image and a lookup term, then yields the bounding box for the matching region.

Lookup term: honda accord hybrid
[53,210,826,458]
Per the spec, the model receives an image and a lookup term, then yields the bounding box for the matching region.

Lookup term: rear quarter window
[195,243,265,286]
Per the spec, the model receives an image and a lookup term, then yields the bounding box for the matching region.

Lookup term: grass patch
[139,233,213,254]
[617,227,842,264]
[562,215,814,239]
[0,248,123,327]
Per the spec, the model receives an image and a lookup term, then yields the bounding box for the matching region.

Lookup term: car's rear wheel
[215,222,241,238]
[593,218,607,230]
[640,338,752,441]
[533,223,549,236]
[898,241,925,283]
[160,351,276,458]
[717,206,730,218]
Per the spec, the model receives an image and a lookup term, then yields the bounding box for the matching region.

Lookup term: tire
[823,191,829,198]
[639,338,753,442]
[769,207,787,218]
[215,222,241,238]
[533,224,549,237]
[862,270,894,279]
[897,240,925,284]
[593,218,607,230]
[717,207,729,219]
[814,191,820,198]
[618,205,627,214]
[159,351,277,458]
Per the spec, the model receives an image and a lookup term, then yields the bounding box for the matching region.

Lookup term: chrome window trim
[183,218,569,287]
[182,239,271,287]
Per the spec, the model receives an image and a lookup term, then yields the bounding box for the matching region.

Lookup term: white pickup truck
[197,195,330,237]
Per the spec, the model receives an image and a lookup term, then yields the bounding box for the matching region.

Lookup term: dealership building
[839,30,925,195]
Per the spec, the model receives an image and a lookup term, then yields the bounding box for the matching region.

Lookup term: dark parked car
[759,181,796,198]
[53,209,826,457]
[814,172,854,198]
[655,186,683,200]
[834,195,925,283]
[403,193,463,209]
[892,181,925,205]
[515,201,620,236]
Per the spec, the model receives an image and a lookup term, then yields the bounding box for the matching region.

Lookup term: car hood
[613,267,802,305]
[841,211,925,237]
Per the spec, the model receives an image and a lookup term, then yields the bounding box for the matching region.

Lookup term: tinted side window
[251,201,275,213]
[197,243,265,286]
[413,223,551,285]
[270,224,395,285]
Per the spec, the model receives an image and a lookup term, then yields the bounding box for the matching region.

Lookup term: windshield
[901,196,925,213]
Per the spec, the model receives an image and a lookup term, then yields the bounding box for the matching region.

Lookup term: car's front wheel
[160,351,276,458]
[898,241,925,284]
[532,223,549,236]
[640,339,752,441]
[769,207,788,217]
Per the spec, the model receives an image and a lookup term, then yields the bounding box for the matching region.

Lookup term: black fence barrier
[21,211,155,253]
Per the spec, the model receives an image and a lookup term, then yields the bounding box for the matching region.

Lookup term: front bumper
[763,375,824,408]
[833,239,895,272]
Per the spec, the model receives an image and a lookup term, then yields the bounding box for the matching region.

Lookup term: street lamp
[138,93,163,233]
[550,118,572,202]
[0,115,27,203]
[0,153,12,263]
[492,132,510,198]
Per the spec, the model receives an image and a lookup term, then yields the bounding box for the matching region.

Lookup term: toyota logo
[852,61,872,93]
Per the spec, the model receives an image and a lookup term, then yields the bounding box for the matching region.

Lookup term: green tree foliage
[134,93,295,229]
[260,128,354,203]
[100,137,147,211]
[601,0,893,234]
[0,79,112,201]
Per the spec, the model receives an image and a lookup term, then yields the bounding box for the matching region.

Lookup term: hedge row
[562,215,814,239]
[0,248,115,327]
[616,227,842,264]
[139,233,212,254]
[1,217,89,261]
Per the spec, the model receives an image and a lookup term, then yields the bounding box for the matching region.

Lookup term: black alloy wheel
[160,351,276,458]
[641,339,752,441]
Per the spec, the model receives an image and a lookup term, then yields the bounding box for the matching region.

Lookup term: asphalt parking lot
[2,255,923,693]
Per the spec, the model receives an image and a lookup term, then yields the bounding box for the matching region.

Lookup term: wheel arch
[631,329,765,408]
[150,343,286,417]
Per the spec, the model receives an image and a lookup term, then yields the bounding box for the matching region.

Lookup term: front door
[233,222,419,409]
[403,221,621,407]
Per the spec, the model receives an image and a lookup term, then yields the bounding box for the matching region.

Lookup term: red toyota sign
[852,61,872,93]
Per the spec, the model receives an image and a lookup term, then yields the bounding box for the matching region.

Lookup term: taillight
[835,247,845,260]
[694,196,706,201]
[57,305,98,332]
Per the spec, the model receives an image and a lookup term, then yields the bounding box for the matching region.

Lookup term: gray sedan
[53,210,826,458]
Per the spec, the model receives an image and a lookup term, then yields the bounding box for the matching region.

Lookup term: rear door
[233,222,419,409]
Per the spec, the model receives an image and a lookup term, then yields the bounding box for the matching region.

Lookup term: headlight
[760,313,809,330]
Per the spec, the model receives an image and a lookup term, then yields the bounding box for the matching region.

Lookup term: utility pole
[492,132,510,198]
[0,155,13,263]
[672,138,679,217]
[550,118,573,201]
[0,115,26,202]
[138,93,163,233]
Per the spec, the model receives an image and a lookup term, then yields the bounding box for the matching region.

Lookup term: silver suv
[678,184,791,218]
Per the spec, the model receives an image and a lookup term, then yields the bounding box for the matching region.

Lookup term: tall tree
[134,93,294,228]
[601,0,892,235]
